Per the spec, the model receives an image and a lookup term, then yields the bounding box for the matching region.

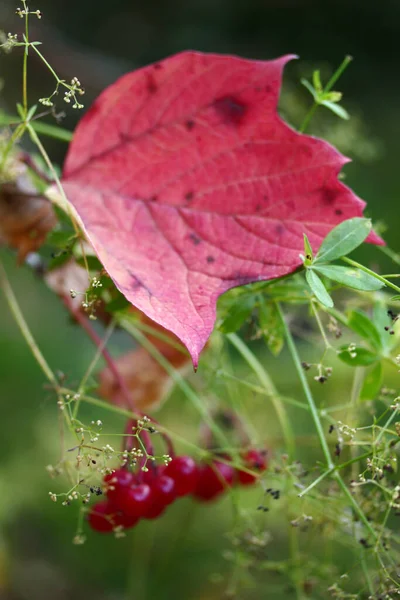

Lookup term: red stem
[62,295,135,409]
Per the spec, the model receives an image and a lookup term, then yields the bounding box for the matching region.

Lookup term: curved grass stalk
[226,332,296,461]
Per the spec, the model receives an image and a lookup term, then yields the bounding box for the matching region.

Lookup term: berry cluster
[193,449,268,502]
[88,449,268,534]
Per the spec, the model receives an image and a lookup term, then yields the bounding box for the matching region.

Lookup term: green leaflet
[360,362,383,402]
[320,100,349,120]
[312,264,383,292]
[305,269,333,308]
[347,310,383,351]
[315,218,371,263]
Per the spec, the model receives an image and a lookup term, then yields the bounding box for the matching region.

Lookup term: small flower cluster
[16,7,42,19]
[0,32,18,53]
[39,77,85,110]
[63,78,85,109]
[301,361,333,384]
[70,276,103,319]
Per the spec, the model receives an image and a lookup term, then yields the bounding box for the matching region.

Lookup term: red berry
[114,483,153,517]
[144,501,167,520]
[113,511,140,529]
[141,465,165,485]
[193,460,235,502]
[238,449,268,486]
[104,469,135,503]
[152,475,177,506]
[87,500,115,533]
[164,456,198,497]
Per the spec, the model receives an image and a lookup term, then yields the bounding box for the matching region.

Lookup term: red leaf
[60,51,382,366]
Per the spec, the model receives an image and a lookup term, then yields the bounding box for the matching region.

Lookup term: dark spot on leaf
[255,204,261,212]
[299,144,312,157]
[275,224,284,235]
[131,276,142,291]
[335,208,343,215]
[265,85,272,93]
[213,95,247,126]
[322,188,340,205]
[185,120,195,131]
[128,272,152,298]
[206,255,215,264]
[153,63,163,70]
[149,195,158,202]
[147,75,157,94]
[189,233,201,245]
[185,191,194,202]
[263,195,268,202]
[255,86,262,92]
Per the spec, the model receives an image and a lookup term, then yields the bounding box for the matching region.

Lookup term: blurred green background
[0,0,400,598]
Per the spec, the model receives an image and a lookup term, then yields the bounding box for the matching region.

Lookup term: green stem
[334,474,378,541]
[324,55,353,93]
[227,332,296,461]
[30,44,64,87]
[374,407,399,446]
[0,258,56,386]
[22,1,29,115]
[277,304,333,469]
[360,551,374,596]
[278,303,379,541]
[298,468,334,498]
[299,103,318,133]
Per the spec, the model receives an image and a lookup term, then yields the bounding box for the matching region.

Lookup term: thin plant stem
[22,1,29,114]
[227,332,296,461]
[0,258,56,386]
[310,300,332,350]
[278,303,379,541]
[61,296,134,417]
[374,407,399,446]
[324,55,353,93]
[335,475,378,542]
[298,467,335,498]
[26,124,91,278]
[277,304,333,469]
[360,550,375,596]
